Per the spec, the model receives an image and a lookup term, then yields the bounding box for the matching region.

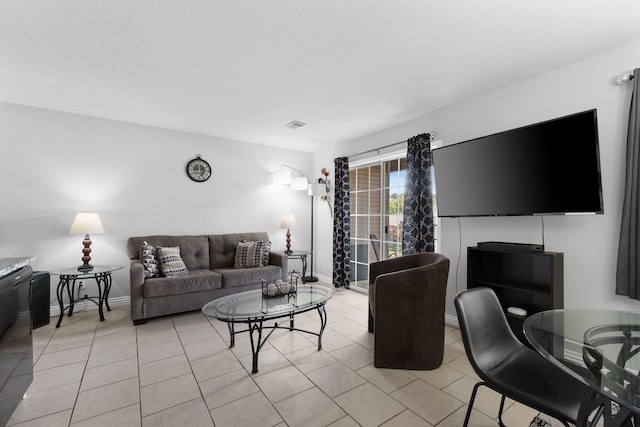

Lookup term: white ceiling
[2,1,640,152]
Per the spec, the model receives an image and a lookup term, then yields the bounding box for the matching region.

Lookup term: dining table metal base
[578,389,639,427]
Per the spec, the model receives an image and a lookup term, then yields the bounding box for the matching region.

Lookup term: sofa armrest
[268,251,288,281]
[130,260,146,323]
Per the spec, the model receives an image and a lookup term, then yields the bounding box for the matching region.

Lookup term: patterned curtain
[402,133,435,254]
[332,157,351,288]
[617,68,640,299]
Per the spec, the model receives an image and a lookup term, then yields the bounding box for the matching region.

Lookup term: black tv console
[467,243,563,344]
[477,241,544,253]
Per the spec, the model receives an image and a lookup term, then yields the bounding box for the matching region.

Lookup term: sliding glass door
[350,157,406,291]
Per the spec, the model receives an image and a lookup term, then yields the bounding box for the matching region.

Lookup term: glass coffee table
[202,285,334,373]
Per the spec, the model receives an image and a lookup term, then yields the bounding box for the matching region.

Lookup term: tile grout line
[68,314,99,426]
[19,291,518,427]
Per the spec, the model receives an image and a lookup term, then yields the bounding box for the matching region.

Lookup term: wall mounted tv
[432,109,603,217]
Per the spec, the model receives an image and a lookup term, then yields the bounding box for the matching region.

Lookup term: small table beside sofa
[51,264,123,327]
[127,232,287,325]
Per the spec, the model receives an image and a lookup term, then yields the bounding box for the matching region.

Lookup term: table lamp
[279,213,296,254]
[69,212,106,271]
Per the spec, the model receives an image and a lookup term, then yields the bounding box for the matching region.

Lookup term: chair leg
[497,394,507,427]
[464,382,510,427]
[467,381,575,427]
[463,381,485,427]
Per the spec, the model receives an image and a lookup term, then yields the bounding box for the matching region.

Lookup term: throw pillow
[140,241,158,278]
[262,240,272,266]
[234,241,265,268]
[240,239,271,266]
[157,246,189,277]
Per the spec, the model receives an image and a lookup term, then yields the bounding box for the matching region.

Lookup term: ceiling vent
[284,121,306,129]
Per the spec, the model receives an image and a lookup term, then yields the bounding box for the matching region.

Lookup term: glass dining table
[524,309,640,427]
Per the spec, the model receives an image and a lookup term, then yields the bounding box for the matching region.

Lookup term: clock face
[186,157,212,182]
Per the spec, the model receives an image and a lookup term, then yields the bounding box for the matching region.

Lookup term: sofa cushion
[234,241,265,268]
[143,270,222,297]
[214,265,283,288]
[140,241,158,278]
[157,246,189,277]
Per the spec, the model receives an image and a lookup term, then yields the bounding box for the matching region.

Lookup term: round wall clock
[186,156,212,182]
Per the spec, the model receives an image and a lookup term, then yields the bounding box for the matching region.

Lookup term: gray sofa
[127,232,287,324]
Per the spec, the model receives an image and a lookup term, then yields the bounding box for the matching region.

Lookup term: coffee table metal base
[224,304,328,373]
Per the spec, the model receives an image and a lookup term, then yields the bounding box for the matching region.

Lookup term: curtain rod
[616,73,635,85]
[348,131,437,159]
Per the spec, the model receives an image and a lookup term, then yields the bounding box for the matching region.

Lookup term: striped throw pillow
[234,241,265,268]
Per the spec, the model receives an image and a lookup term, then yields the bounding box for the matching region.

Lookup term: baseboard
[445,313,459,328]
[315,273,333,284]
[19,296,131,319]
[20,290,460,328]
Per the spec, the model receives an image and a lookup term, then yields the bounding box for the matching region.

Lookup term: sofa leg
[133,319,147,325]
[368,308,374,333]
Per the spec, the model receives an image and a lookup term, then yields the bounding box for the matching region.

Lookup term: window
[349,155,407,291]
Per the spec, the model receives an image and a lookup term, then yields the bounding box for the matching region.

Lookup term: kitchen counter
[0,256,36,278]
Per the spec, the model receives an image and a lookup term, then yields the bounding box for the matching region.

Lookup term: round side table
[49,264,123,327]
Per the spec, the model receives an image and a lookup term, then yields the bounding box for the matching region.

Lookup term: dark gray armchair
[368,252,450,370]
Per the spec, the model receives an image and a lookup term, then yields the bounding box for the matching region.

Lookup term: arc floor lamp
[273,164,325,282]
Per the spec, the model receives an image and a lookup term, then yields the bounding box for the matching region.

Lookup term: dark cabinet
[467,243,563,344]
[30,271,50,330]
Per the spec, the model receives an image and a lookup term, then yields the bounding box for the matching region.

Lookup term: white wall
[0,104,314,301]
[313,40,640,316]
[4,40,640,319]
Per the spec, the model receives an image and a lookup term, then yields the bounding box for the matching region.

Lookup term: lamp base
[79,234,93,272]
[285,229,292,254]
[303,276,318,282]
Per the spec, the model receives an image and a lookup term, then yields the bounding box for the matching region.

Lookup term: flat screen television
[432,109,603,217]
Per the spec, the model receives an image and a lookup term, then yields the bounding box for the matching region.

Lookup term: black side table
[49,265,123,327]
[280,250,311,283]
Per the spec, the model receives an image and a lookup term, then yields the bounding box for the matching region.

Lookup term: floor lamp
[307,182,327,282]
[273,164,321,282]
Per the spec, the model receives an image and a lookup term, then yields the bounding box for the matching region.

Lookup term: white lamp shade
[279,213,297,229]
[272,170,291,185]
[69,213,106,235]
[309,183,325,196]
[290,176,308,190]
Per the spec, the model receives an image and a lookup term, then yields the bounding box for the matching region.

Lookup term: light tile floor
[8,286,541,426]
